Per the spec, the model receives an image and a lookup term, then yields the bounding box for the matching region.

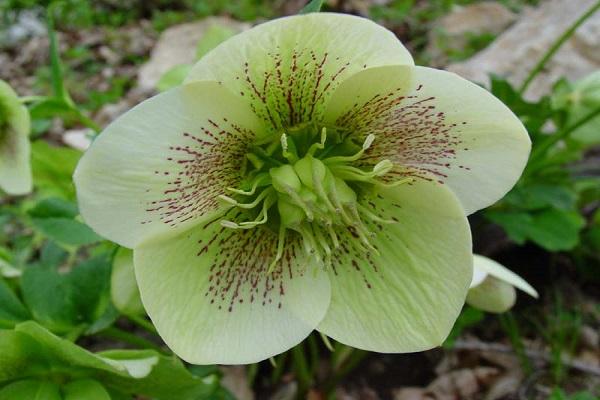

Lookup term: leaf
[504,184,577,211]
[28,197,79,219]
[31,141,81,201]
[0,380,61,400]
[0,322,218,400]
[300,0,324,14]
[195,24,236,60]
[21,254,112,333]
[30,217,102,246]
[63,379,111,400]
[28,97,75,120]
[111,248,145,316]
[156,64,192,92]
[487,208,586,251]
[0,278,30,328]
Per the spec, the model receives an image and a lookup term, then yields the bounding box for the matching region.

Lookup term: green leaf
[30,217,102,246]
[487,208,586,251]
[0,322,219,400]
[28,197,79,219]
[28,97,75,120]
[63,379,111,400]
[111,248,145,316]
[156,64,192,92]
[195,24,236,60]
[31,141,81,201]
[0,278,30,328]
[300,0,324,14]
[21,254,112,333]
[504,184,577,211]
[0,380,61,400]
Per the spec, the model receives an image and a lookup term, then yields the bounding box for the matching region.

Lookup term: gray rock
[137,17,250,90]
[447,0,600,100]
[438,2,516,37]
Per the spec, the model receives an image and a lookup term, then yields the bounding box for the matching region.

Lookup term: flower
[74,13,530,364]
[0,80,31,195]
[468,255,538,313]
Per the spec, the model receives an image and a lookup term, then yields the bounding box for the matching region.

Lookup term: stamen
[324,133,375,164]
[226,174,269,196]
[267,224,286,274]
[280,133,298,163]
[307,127,327,157]
[218,187,273,209]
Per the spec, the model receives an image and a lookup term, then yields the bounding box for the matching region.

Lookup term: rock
[426,2,516,66]
[95,86,154,127]
[438,3,516,37]
[447,0,600,101]
[137,17,250,90]
[0,10,46,48]
[220,366,254,400]
[580,325,599,350]
[62,128,93,151]
[392,387,433,400]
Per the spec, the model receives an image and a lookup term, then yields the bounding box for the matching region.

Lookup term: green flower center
[220,124,411,271]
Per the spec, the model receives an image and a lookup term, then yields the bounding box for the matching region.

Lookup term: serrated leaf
[487,208,585,251]
[31,141,81,201]
[0,278,30,328]
[31,217,102,246]
[21,254,112,333]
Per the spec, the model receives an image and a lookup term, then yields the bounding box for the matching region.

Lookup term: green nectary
[219,126,408,271]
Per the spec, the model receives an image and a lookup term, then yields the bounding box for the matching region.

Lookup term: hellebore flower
[74,13,531,364]
[467,255,538,313]
[0,80,31,195]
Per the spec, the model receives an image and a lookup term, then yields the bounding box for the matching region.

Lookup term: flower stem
[291,344,312,393]
[529,105,600,165]
[99,326,165,353]
[519,0,600,95]
[126,314,158,335]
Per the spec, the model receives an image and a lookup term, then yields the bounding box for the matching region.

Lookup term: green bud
[270,164,302,194]
[277,196,305,227]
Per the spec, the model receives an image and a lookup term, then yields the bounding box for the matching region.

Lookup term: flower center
[219,124,411,271]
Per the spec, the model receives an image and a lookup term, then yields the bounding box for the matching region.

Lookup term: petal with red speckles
[0,80,31,196]
[186,13,413,133]
[323,65,531,215]
[74,81,265,248]
[134,215,331,364]
[317,180,472,352]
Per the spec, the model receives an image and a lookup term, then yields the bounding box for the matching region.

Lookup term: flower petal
[74,81,264,248]
[317,180,472,352]
[0,80,32,195]
[472,255,538,298]
[186,13,413,133]
[134,218,331,364]
[323,65,531,215]
[467,277,516,313]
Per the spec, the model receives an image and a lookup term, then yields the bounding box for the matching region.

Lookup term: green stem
[126,314,157,335]
[291,344,312,394]
[99,326,165,353]
[527,105,600,171]
[73,107,101,133]
[499,312,532,375]
[323,348,367,395]
[519,0,600,95]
